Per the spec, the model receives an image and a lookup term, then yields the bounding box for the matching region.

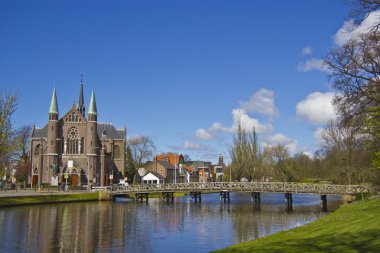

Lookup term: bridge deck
[107,182,360,196]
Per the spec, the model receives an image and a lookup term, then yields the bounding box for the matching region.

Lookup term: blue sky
[0,0,355,163]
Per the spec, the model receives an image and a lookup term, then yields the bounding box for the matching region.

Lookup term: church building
[30,81,126,187]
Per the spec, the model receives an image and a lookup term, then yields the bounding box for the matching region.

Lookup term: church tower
[46,87,59,185]
[77,79,85,115]
[86,90,99,186]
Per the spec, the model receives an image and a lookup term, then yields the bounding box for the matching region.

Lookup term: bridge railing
[108,182,360,195]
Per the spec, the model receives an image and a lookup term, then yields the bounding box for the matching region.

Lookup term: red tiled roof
[156,154,181,166]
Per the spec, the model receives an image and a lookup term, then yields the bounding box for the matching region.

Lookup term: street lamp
[63,170,69,191]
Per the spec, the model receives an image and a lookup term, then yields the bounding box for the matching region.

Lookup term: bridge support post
[190,191,202,202]
[320,195,327,212]
[162,192,175,202]
[135,192,149,203]
[284,193,292,203]
[219,191,230,203]
[285,193,293,212]
[251,192,261,203]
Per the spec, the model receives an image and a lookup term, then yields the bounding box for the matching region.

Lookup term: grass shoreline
[0,192,100,207]
[213,196,380,253]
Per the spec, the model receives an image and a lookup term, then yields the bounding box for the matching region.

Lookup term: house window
[113,145,120,160]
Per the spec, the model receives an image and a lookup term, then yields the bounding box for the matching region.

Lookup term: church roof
[32,125,48,138]
[97,123,126,139]
[31,123,125,140]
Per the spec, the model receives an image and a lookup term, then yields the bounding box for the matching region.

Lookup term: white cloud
[239,88,279,117]
[297,58,330,73]
[195,89,276,141]
[232,108,273,133]
[296,92,337,125]
[268,133,292,143]
[302,46,313,55]
[334,10,380,46]
[266,133,298,153]
[195,128,214,140]
[182,140,202,150]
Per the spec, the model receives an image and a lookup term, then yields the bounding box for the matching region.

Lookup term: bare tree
[0,93,18,158]
[15,125,31,162]
[128,136,156,167]
[349,0,380,25]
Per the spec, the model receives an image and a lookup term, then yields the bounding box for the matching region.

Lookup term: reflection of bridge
[107,182,362,210]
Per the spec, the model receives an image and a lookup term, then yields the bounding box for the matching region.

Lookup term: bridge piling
[190,191,202,202]
[219,191,230,203]
[251,192,261,203]
[162,192,175,202]
[135,192,149,203]
[285,193,292,204]
[320,195,327,212]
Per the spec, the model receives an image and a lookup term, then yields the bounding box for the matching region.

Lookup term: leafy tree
[124,146,135,181]
[321,120,373,184]
[263,144,291,181]
[228,125,263,181]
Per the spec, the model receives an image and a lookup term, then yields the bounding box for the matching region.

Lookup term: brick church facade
[30,82,126,187]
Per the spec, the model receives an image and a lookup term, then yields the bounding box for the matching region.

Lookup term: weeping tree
[228,124,262,181]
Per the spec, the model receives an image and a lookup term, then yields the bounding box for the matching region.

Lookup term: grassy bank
[214,197,380,253]
[0,192,99,207]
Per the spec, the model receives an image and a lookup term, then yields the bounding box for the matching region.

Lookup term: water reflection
[0,193,342,253]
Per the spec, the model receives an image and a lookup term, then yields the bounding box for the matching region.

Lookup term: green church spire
[49,87,59,115]
[88,90,97,115]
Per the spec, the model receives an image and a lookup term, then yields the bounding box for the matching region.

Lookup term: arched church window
[34,144,40,155]
[113,145,120,160]
[67,127,80,154]
[62,137,65,153]
[80,137,84,154]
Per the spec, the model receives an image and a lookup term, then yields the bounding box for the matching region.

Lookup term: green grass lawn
[214,197,380,253]
[0,192,99,206]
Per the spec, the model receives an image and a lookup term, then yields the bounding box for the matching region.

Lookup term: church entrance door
[32,175,38,186]
[71,174,79,186]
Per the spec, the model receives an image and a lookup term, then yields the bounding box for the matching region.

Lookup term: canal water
[0,193,343,253]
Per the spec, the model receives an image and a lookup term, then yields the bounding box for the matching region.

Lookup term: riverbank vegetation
[214,197,380,253]
[0,192,99,207]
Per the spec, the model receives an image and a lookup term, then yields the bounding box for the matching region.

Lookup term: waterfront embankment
[214,196,380,253]
[0,191,99,207]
